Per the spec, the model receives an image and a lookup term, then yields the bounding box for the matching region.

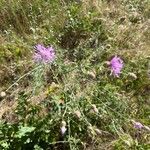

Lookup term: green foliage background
[0,0,150,149]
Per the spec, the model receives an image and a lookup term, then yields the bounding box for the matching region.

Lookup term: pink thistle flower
[109,56,123,77]
[133,122,144,129]
[33,44,55,63]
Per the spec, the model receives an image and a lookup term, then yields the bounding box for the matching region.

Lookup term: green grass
[0,0,150,149]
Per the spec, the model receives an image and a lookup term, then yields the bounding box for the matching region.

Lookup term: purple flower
[33,44,55,63]
[109,56,123,77]
[133,122,144,129]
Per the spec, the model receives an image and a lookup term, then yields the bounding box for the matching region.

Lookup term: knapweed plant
[0,0,150,150]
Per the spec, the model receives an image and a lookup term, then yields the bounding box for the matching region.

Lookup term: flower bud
[87,71,96,78]
[128,72,137,79]
[74,110,81,119]
[95,128,102,135]
[87,126,95,135]
[0,91,6,98]
[61,126,67,135]
[61,121,67,135]
[62,121,66,127]
[92,104,99,113]
[105,61,111,65]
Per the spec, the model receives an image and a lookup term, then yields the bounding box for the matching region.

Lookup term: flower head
[61,121,67,135]
[33,44,55,63]
[109,56,123,77]
[61,126,67,135]
[133,121,144,129]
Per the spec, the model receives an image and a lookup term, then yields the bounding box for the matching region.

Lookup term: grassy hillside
[0,0,150,149]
